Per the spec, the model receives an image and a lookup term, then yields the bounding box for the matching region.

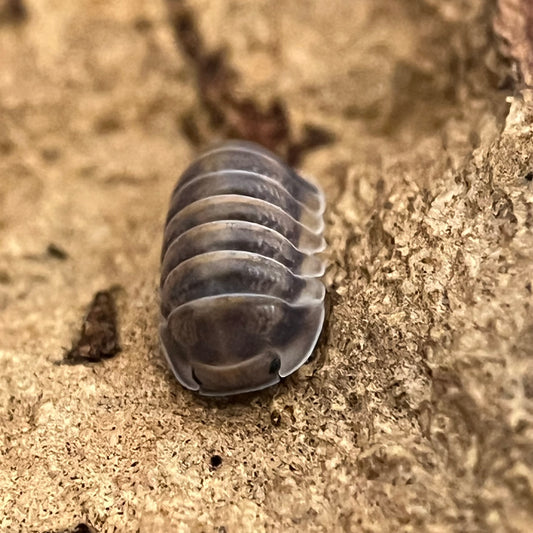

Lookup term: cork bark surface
[1,0,532,531]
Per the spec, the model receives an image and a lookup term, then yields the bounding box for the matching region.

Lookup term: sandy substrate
[1,0,532,531]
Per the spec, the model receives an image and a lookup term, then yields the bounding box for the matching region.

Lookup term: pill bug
[159,140,326,396]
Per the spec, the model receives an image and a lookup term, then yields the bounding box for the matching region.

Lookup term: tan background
[1,0,532,531]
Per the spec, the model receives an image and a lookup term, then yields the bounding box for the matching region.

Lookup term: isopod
[159,140,326,396]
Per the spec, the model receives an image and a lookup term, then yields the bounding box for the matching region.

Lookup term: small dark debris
[525,171,533,182]
[61,289,121,365]
[47,243,68,260]
[210,454,222,468]
[270,410,282,426]
[217,527,227,533]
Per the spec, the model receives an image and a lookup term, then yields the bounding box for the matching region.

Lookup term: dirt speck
[62,289,121,365]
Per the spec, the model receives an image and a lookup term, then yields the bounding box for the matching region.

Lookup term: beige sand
[1,0,532,531]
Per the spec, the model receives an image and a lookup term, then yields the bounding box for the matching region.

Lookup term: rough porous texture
[1,0,532,531]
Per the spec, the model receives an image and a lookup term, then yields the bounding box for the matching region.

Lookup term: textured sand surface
[1,0,532,531]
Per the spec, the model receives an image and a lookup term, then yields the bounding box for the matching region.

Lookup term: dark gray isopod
[160,140,326,396]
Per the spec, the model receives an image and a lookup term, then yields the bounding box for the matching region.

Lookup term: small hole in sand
[210,454,222,468]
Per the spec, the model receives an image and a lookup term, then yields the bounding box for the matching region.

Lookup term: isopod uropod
[159,140,326,396]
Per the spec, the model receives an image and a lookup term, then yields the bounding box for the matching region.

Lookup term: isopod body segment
[159,140,326,396]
